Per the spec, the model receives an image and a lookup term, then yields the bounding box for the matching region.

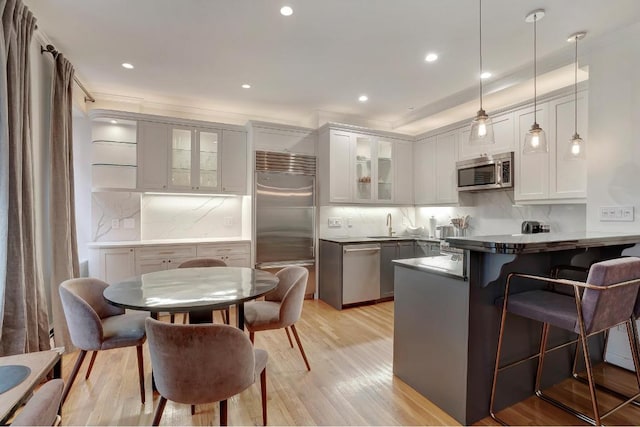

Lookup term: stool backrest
[581,257,640,334]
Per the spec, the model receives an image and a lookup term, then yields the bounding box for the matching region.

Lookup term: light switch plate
[224,217,233,227]
[111,219,120,229]
[123,218,135,229]
[599,206,635,222]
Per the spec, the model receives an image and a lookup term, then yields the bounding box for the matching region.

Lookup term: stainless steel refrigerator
[255,151,316,297]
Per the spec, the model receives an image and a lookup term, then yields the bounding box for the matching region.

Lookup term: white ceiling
[24,0,640,133]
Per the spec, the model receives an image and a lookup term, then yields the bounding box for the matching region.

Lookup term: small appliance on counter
[521,220,550,234]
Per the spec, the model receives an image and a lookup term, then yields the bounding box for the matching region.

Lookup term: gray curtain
[0,0,50,355]
[0,0,8,347]
[49,53,79,350]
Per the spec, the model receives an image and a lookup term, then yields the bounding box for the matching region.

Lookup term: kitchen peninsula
[393,232,640,425]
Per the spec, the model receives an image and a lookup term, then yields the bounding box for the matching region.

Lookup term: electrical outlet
[123,218,135,229]
[347,217,353,228]
[224,217,233,227]
[328,217,342,228]
[111,219,120,229]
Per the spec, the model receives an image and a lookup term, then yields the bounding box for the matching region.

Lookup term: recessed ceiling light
[122,63,134,69]
[425,53,438,62]
[358,95,368,102]
[280,6,293,16]
[110,120,118,124]
[241,84,251,89]
[480,71,492,79]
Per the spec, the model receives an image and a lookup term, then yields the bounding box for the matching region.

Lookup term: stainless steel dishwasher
[342,244,380,305]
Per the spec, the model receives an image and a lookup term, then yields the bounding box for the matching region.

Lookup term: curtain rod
[40,44,96,103]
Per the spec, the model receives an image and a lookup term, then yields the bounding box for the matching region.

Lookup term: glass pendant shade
[569,133,585,158]
[469,109,495,145]
[523,122,548,154]
[468,0,495,146]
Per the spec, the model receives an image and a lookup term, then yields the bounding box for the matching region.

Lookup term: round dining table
[103,266,279,329]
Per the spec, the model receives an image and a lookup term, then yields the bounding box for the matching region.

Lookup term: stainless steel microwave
[456,152,514,192]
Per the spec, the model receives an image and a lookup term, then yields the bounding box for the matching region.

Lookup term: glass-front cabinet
[167,127,221,192]
[352,134,394,203]
[170,128,192,189]
[197,129,219,191]
[354,136,373,201]
[376,139,393,202]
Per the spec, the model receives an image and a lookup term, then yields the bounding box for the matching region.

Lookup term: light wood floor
[57,300,640,426]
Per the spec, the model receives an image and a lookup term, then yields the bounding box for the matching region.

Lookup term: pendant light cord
[533,13,537,124]
[479,0,483,111]
[574,35,578,134]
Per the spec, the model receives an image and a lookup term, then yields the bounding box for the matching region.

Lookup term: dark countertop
[320,236,441,244]
[446,231,640,254]
[393,255,466,279]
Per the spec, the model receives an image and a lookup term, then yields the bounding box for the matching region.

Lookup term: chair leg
[260,367,267,426]
[182,313,188,324]
[170,313,175,323]
[290,324,310,371]
[224,307,230,325]
[625,320,640,391]
[489,296,510,423]
[534,323,550,393]
[220,400,228,426]
[152,396,167,426]
[579,325,601,425]
[136,345,146,404]
[191,405,195,415]
[85,351,98,379]
[250,331,255,344]
[285,327,294,348]
[61,350,87,405]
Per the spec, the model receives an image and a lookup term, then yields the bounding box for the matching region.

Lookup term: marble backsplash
[319,191,586,239]
[91,193,243,241]
[416,191,586,237]
[319,206,417,238]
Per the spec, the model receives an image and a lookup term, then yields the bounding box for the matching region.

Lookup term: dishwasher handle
[343,247,381,254]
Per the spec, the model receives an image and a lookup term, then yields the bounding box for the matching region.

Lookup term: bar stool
[490,257,640,425]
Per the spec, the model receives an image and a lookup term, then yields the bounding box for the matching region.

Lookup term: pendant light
[523,9,547,154]
[568,31,586,158]
[469,0,495,146]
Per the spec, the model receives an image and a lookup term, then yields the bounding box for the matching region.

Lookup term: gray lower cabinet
[380,241,415,298]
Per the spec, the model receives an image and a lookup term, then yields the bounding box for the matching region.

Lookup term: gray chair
[244,266,311,371]
[490,257,640,425]
[145,317,267,426]
[11,379,64,426]
[59,278,147,405]
[176,258,229,324]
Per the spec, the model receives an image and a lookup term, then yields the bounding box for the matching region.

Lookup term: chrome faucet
[386,213,394,237]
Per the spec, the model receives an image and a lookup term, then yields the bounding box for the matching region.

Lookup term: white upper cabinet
[319,126,412,205]
[220,129,248,194]
[514,91,587,203]
[515,103,550,201]
[250,122,316,155]
[549,92,588,200]
[394,141,414,205]
[413,136,437,205]
[138,120,170,191]
[458,111,515,160]
[413,131,458,205]
[137,119,247,195]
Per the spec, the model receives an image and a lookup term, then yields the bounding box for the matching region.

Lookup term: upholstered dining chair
[176,258,229,324]
[145,317,268,426]
[59,278,147,405]
[244,266,311,371]
[11,379,64,426]
[490,257,640,425]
